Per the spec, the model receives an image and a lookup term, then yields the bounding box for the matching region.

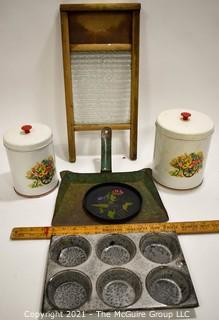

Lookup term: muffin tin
[42,232,198,312]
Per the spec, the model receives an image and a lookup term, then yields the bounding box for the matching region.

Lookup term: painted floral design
[26,156,55,188]
[92,188,133,219]
[169,151,204,178]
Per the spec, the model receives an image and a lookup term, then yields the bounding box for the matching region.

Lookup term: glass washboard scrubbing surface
[71,51,131,124]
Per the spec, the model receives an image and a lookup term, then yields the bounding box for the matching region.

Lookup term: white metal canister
[152,109,214,189]
[3,123,59,197]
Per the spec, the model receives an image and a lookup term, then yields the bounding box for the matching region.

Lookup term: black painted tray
[52,168,168,226]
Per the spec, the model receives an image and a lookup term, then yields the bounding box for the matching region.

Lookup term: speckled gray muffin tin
[42,232,198,312]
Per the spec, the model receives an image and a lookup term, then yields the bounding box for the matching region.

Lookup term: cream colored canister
[3,123,59,197]
[152,109,214,189]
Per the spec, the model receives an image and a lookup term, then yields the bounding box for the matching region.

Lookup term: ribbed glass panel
[71,51,131,124]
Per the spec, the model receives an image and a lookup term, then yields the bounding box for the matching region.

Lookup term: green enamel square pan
[52,128,168,226]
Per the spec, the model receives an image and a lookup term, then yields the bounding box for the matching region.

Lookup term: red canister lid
[156,109,214,140]
[3,123,53,151]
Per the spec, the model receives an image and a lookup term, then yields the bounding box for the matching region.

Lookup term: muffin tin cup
[42,232,198,312]
[96,234,136,266]
[50,236,91,267]
[47,270,92,310]
[139,233,181,264]
[96,268,142,308]
[146,266,191,305]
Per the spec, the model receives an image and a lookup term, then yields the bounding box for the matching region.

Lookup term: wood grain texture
[130,10,140,160]
[60,3,141,12]
[61,12,76,162]
[68,12,132,44]
[74,123,130,131]
[70,43,131,52]
[60,4,141,162]
[11,220,219,239]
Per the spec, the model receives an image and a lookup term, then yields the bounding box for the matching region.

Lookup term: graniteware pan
[42,232,198,312]
[52,128,169,226]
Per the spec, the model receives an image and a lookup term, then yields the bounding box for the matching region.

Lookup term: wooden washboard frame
[60,3,141,162]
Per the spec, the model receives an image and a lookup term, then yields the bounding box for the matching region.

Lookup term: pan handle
[101,127,112,173]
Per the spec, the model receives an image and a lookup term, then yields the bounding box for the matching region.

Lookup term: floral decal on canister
[26,156,55,188]
[169,151,204,178]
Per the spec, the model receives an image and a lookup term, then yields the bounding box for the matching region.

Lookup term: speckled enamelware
[42,232,198,312]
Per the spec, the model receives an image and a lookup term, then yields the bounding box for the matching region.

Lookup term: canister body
[152,109,214,190]
[5,142,58,197]
[3,123,58,197]
[153,128,212,189]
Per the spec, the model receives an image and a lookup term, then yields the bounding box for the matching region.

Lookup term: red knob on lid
[21,125,32,134]
[181,112,191,121]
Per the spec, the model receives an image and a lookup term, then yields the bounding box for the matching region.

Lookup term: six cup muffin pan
[42,232,198,312]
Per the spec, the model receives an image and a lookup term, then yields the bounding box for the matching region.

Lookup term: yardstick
[10,220,219,240]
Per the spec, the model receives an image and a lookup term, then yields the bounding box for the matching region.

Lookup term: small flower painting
[92,188,133,219]
[169,151,204,178]
[26,156,55,188]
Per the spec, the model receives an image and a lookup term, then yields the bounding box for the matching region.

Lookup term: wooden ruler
[10,220,219,240]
